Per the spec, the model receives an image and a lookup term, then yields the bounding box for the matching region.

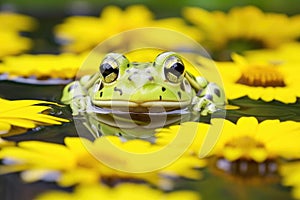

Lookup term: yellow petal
[249,149,268,162]
[59,168,99,187]
[0,118,37,128]
[18,141,75,163]
[223,147,243,161]
[35,191,73,200]
[0,121,11,134]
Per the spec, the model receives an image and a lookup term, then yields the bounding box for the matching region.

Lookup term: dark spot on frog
[177,91,182,99]
[159,95,162,101]
[99,82,104,90]
[127,63,130,67]
[114,87,123,96]
[153,62,156,67]
[197,89,203,96]
[100,91,103,97]
[148,76,154,81]
[162,87,166,92]
[205,94,213,101]
[180,81,185,91]
[214,88,221,97]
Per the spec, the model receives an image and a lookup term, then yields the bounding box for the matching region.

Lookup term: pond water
[0,80,299,200]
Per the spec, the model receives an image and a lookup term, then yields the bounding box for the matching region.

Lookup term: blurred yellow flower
[280,162,300,200]
[157,117,300,162]
[54,5,202,53]
[155,121,211,157]
[0,53,87,82]
[35,183,200,200]
[0,98,69,137]
[183,6,300,60]
[0,31,32,58]
[217,54,300,103]
[0,12,37,32]
[0,136,206,189]
[245,42,300,64]
[0,12,37,58]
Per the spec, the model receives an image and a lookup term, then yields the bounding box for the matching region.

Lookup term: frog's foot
[70,96,91,115]
[192,96,217,116]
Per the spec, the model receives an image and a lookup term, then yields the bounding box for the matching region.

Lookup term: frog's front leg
[61,80,89,115]
[192,77,225,116]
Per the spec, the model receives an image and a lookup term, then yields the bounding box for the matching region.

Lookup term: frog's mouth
[92,100,191,113]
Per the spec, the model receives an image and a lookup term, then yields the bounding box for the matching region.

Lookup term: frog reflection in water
[61,51,225,138]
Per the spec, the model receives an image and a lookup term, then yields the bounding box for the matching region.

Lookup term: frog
[61,51,225,137]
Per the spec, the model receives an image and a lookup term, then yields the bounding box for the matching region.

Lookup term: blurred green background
[1,0,300,17]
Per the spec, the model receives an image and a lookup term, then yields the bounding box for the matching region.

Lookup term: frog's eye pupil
[164,59,185,83]
[171,63,184,76]
[100,62,119,83]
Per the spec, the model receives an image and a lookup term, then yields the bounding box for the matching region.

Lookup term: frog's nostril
[148,76,154,81]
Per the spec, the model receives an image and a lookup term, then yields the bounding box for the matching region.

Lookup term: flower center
[236,65,286,87]
[213,158,279,182]
[101,176,145,187]
[210,136,279,182]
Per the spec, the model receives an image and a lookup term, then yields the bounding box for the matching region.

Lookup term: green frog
[61,51,225,138]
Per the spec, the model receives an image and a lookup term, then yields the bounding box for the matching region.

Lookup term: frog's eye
[99,53,128,83]
[163,55,185,83]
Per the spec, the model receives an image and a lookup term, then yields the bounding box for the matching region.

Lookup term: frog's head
[91,52,195,113]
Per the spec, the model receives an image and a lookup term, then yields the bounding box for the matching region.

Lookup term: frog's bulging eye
[163,56,185,83]
[99,53,129,83]
[100,61,118,83]
[99,55,120,83]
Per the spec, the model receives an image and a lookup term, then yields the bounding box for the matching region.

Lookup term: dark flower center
[236,65,286,87]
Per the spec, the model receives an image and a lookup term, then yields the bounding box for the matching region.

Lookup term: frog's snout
[128,71,155,88]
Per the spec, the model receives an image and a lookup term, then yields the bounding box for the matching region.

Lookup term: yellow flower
[0,53,87,81]
[217,54,300,103]
[35,183,200,200]
[211,117,300,162]
[0,136,206,189]
[0,12,37,32]
[0,98,69,136]
[54,5,202,53]
[0,31,32,58]
[245,42,300,64]
[280,162,300,200]
[156,117,300,183]
[0,12,37,58]
[157,117,300,162]
[183,6,300,60]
